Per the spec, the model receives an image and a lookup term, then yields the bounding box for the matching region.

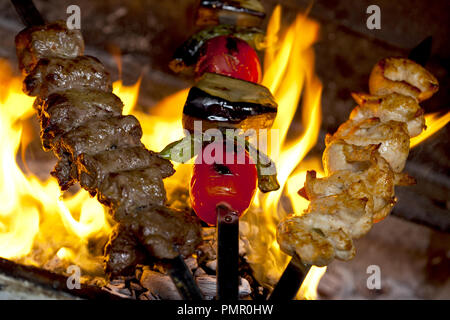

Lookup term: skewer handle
[268,255,311,301]
[216,204,239,300]
[11,0,45,27]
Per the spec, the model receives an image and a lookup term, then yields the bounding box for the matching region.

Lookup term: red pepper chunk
[195,35,262,83]
[190,142,257,225]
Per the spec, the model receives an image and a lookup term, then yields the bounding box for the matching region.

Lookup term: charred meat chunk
[77,147,174,195]
[49,115,144,189]
[121,204,202,259]
[105,205,202,277]
[23,56,112,97]
[15,20,84,75]
[103,223,148,278]
[51,153,76,191]
[39,89,123,150]
[54,115,143,159]
[98,167,171,221]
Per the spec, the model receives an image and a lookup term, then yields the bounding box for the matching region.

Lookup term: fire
[0,60,122,273]
[0,4,447,300]
[241,6,326,299]
[410,112,450,148]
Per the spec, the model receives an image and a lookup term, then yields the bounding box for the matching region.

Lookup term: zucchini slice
[196,0,266,28]
[169,25,265,73]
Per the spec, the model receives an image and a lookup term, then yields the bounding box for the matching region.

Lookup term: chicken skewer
[276,57,438,272]
[12,0,203,299]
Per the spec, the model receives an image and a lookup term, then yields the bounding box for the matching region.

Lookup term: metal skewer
[164,255,204,300]
[11,0,44,27]
[216,204,239,300]
[10,0,204,301]
[268,255,311,301]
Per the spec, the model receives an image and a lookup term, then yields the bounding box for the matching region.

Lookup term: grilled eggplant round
[182,72,277,132]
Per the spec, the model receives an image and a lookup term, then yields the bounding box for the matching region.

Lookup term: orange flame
[410,112,450,148]
[240,7,326,299]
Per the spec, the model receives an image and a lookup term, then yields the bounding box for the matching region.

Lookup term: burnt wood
[0,257,120,299]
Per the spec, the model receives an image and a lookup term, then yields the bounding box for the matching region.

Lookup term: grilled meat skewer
[277,57,439,266]
[14,20,202,278]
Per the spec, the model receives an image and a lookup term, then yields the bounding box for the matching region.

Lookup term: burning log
[0,257,119,300]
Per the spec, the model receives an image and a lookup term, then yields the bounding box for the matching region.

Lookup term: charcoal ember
[196,242,217,264]
[102,280,135,299]
[23,56,112,97]
[194,267,207,277]
[195,274,251,298]
[184,256,198,272]
[139,290,159,300]
[206,259,217,271]
[15,20,84,74]
[140,269,182,300]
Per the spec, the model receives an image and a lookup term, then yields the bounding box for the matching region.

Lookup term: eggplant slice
[182,72,277,132]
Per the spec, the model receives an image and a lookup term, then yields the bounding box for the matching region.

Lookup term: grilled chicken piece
[326,118,410,173]
[23,56,112,97]
[77,147,174,195]
[277,57,439,266]
[15,20,84,75]
[98,167,174,221]
[309,150,395,222]
[350,92,425,137]
[369,57,438,102]
[38,89,123,150]
[278,193,369,266]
